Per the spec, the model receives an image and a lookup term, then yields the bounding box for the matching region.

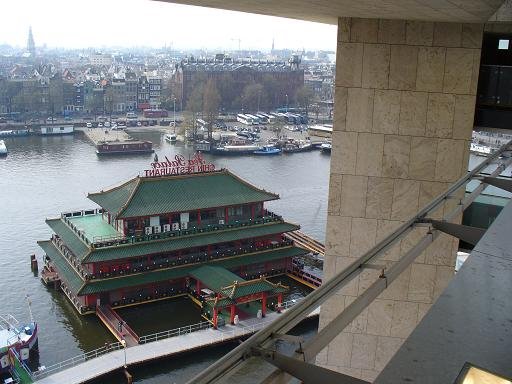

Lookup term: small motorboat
[165,133,177,143]
[253,145,281,155]
[0,140,7,156]
[320,141,332,153]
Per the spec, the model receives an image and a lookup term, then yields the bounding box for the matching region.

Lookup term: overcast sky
[1,0,337,51]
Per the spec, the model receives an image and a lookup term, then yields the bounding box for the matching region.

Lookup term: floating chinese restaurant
[39,154,309,333]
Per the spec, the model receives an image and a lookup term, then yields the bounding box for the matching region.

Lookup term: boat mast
[26,294,34,323]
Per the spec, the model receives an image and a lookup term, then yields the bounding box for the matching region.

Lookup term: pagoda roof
[39,240,306,296]
[87,169,279,218]
[84,221,298,263]
[192,265,289,308]
[46,218,91,259]
[190,265,245,292]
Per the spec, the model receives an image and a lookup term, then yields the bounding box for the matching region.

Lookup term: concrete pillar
[318,17,482,382]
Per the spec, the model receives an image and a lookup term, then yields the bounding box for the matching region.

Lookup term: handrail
[31,341,124,379]
[31,299,303,380]
[139,320,212,344]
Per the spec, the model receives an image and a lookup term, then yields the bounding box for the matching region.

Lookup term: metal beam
[429,220,486,246]
[252,348,370,384]
[482,176,512,193]
[187,140,512,384]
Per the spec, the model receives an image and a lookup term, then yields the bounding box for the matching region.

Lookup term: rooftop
[67,214,121,243]
[87,169,279,219]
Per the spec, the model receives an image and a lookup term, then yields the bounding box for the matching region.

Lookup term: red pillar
[230,305,236,324]
[225,207,229,223]
[197,210,201,226]
[213,308,218,329]
[261,293,267,317]
[251,204,255,220]
[277,294,283,313]
[196,280,201,295]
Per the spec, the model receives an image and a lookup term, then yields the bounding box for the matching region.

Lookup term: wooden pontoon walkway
[35,307,320,384]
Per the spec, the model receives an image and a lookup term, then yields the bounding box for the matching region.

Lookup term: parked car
[104,121,111,128]
[86,122,92,128]
[98,123,104,128]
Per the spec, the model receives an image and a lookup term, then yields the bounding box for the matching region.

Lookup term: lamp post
[285,94,289,113]
[120,339,127,368]
[172,96,176,133]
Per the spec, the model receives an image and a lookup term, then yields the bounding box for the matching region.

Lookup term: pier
[79,127,132,145]
[285,230,325,256]
[32,301,319,384]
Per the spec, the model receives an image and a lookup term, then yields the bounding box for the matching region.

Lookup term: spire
[27,26,36,57]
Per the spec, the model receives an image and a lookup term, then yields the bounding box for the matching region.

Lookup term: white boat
[0,140,7,156]
[165,133,177,143]
[320,142,332,153]
[212,144,261,155]
[0,315,38,372]
[470,142,492,156]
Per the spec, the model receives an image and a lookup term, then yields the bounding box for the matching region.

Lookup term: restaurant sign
[144,153,215,177]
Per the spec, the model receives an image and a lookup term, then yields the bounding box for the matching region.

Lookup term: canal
[0,130,330,382]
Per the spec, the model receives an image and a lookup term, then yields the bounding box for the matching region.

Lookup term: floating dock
[33,305,319,384]
[79,127,132,145]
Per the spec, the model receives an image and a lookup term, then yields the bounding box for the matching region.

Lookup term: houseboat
[38,153,307,328]
[38,125,74,135]
[96,140,154,155]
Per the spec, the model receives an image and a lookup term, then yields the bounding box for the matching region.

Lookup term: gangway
[96,305,139,347]
[285,230,325,256]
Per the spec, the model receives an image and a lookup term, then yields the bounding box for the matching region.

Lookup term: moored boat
[96,140,154,155]
[0,315,38,372]
[0,129,29,137]
[0,140,7,156]
[253,145,281,155]
[320,141,332,153]
[165,133,177,143]
[282,140,313,153]
[212,144,261,155]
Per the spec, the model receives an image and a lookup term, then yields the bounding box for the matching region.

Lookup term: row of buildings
[0,51,333,118]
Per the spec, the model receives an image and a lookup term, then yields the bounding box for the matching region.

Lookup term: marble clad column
[318,17,483,382]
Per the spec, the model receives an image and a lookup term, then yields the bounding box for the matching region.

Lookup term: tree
[295,86,314,116]
[186,84,204,139]
[202,79,221,140]
[241,83,266,112]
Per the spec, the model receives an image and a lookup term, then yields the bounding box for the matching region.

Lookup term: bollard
[30,254,38,272]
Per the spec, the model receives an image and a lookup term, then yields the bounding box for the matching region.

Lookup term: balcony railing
[87,239,294,280]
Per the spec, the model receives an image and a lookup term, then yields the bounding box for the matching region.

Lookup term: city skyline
[1,0,337,51]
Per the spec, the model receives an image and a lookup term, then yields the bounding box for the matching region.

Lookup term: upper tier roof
[87,169,279,219]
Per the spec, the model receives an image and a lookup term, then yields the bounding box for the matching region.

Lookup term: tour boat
[0,129,29,137]
[165,133,177,143]
[0,140,7,156]
[253,145,281,155]
[0,315,38,372]
[212,144,261,155]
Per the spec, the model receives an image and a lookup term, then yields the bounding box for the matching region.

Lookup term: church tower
[27,26,36,57]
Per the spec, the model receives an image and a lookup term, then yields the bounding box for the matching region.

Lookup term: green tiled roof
[38,241,85,294]
[46,219,91,259]
[220,279,288,300]
[87,170,279,218]
[190,265,246,292]
[78,246,307,295]
[85,222,299,263]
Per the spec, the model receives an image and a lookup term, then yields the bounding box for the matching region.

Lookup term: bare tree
[202,79,220,140]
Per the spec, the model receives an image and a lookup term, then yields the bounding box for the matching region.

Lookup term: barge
[96,140,154,155]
